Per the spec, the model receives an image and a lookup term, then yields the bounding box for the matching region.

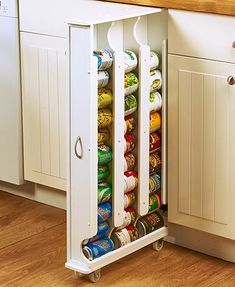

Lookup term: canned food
[149,92,162,112]
[149,174,161,194]
[150,51,160,70]
[82,222,110,245]
[124,134,135,153]
[124,115,135,134]
[136,210,164,237]
[124,50,138,73]
[83,238,114,260]
[149,132,161,153]
[98,128,110,146]
[150,112,161,133]
[98,182,112,204]
[98,88,113,108]
[124,192,136,208]
[126,225,139,242]
[149,192,161,212]
[149,152,161,174]
[119,207,136,229]
[125,94,137,116]
[98,70,110,88]
[124,153,136,172]
[98,165,109,183]
[150,69,162,92]
[124,171,138,193]
[111,228,131,249]
[98,202,112,224]
[98,145,112,166]
[124,72,139,96]
[98,108,112,128]
[93,49,113,70]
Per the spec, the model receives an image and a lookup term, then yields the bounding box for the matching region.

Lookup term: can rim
[83,246,93,261]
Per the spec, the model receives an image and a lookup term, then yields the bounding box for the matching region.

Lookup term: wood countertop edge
[103,0,235,17]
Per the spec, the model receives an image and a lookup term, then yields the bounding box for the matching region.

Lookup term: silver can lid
[83,246,93,261]
[136,220,147,238]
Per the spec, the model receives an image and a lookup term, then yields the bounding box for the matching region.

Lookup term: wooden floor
[1,191,235,287]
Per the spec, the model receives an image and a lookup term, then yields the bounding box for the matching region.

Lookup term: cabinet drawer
[168,10,235,63]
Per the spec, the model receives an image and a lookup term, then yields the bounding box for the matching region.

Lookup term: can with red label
[126,225,139,242]
[124,171,138,193]
[124,153,136,172]
[149,192,161,212]
[98,88,113,108]
[149,91,162,112]
[119,207,136,229]
[124,115,135,134]
[149,132,161,153]
[136,210,164,237]
[124,134,135,154]
[150,112,161,133]
[149,174,161,194]
[124,192,136,208]
[149,152,161,174]
[111,227,131,249]
[98,128,110,146]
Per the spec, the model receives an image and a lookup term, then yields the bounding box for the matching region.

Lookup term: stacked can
[83,50,114,261]
[148,51,162,212]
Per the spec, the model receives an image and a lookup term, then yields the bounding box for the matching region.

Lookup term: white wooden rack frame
[66,0,168,276]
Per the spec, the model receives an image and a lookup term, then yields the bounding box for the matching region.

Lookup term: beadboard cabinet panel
[168,54,235,239]
[21,33,66,190]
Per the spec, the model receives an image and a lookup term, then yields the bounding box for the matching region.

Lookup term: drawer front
[168,10,235,63]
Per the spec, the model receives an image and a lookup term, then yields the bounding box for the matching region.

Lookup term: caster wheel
[88,269,101,283]
[153,239,164,251]
[74,271,84,279]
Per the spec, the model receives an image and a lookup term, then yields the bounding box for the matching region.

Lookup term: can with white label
[98,70,110,88]
[149,92,162,112]
[150,69,162,92]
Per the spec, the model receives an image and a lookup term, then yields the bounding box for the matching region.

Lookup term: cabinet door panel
[168,55,235,239]
[21,33,66,190]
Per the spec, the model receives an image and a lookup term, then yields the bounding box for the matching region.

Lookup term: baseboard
[0,180,66,210]
[166,222,235,263]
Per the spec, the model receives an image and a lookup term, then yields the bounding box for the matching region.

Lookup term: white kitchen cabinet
[168,10,235,240]
[20,33,67,190]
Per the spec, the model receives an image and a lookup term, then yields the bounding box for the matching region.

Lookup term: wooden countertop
[103,0,235,16]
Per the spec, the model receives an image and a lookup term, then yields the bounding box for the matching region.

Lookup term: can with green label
[98,182,112,204]
[98,166,109,183]
[98,145,112,166]
[149,193,161,212]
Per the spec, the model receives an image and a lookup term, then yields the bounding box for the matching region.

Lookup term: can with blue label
[83,238,114,260]
[82,221,110,245]
[98,202,112,224]
[149,174,161,194]
[93,49,113,70]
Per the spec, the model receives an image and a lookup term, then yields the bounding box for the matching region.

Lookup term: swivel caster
[74,271,84,279]
[153,239,164,251]
[88,269,101,283]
